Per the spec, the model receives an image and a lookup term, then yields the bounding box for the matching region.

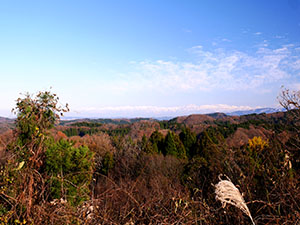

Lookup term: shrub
[45,139,94,206]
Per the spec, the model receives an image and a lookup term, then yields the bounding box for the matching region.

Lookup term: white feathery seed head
[214,174,255,225]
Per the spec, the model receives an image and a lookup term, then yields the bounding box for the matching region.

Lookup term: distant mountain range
[158,108,285,122]
[226,107,285,116]
[0,117,14,123]
[0,108,285,125]
[0,116,14,133]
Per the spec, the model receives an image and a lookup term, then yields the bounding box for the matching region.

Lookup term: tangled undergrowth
[0,89,299,224]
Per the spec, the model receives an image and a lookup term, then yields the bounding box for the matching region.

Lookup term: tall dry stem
[214,174,255,225]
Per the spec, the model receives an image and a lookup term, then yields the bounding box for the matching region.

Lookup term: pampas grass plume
[215,174,255,225]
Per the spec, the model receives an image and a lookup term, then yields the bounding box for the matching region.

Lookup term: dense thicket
[0,90,299,224]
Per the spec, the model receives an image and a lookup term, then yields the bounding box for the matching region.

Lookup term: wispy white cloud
[112,43,300,93]
[222,38,231,42]
[274,35,284,39]
[212,41,218,46]
[260,40,269,47]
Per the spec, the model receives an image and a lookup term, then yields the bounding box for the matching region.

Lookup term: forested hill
[46,110,294,152]
[58,117,155,126]
[0,116,14,123]
[0,111,293,138]
[0,116,14,134]
[1,102,299,224]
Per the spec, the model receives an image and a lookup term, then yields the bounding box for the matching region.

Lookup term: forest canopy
[0,90,299,224]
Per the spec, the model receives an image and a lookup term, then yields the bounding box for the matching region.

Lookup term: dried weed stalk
[215,174,255,225]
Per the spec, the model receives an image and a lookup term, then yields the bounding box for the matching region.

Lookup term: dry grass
[215,174,255,225]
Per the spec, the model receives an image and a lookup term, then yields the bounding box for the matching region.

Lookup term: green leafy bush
[45,139,94,206]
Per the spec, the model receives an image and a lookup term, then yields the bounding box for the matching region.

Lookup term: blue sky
[1,0,300,118]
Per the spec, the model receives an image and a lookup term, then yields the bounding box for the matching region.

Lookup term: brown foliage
[226,126,272,148]
[81,133,115,156]
[92,154,211,224]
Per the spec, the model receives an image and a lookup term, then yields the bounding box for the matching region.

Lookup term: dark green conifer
[179,128,196,158]
[164,131,178,156]
[149,130,164,153]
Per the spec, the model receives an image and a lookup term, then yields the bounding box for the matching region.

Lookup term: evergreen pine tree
[164,131,178,156]
[179,128,196,158]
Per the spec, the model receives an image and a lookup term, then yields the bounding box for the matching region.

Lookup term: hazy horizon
[1,105,284,120]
